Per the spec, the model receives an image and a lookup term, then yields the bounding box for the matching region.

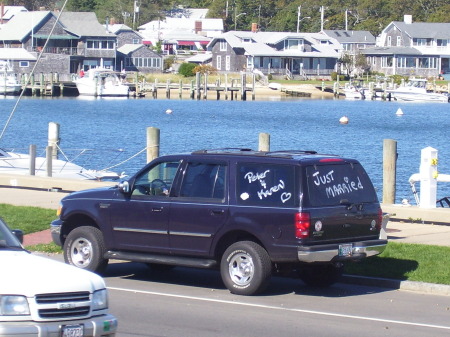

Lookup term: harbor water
[1,95,449,204]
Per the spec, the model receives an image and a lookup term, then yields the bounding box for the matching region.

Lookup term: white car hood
[0,251,105,296]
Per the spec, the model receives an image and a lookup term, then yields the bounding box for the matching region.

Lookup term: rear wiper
[340,199,364,211]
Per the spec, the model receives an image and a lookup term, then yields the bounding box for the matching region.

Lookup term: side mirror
[11,229,24,244]
[118,180,130,194]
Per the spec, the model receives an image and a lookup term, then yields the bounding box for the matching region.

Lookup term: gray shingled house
[106,23,162,73]
[0,11,118,75]
[362,15,450,77]
[207,31,340,79]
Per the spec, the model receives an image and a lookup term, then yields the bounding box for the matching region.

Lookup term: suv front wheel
[63,226,109,274]
[220,241,272,296]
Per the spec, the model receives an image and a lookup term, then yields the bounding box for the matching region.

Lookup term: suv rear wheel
[220,241,272,296]
[63,226,108,274]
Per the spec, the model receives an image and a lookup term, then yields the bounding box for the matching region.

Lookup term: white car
[0,218,117,336]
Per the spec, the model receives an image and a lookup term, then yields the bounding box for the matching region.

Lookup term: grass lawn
[2,203,449,285]
[345,241,450,285]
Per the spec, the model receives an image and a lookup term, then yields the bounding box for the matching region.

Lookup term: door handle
[211,209,225,216]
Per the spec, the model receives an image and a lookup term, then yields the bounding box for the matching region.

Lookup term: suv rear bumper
[297,239,388,263]
[0,314,117,336]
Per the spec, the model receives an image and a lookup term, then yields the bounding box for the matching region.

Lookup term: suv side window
[305,163,378,206]
[132,160,180,197]
[179,162,226,200]
[237,163,296,207]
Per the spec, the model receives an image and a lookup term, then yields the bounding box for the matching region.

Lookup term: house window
[247,56,254,69]
[219,40,227,51]
[216,55,222,70]
[225,55,230,71]
[86,40,115,49]
[132,39,140,44]
[387,36,391,46]
[284,39,304,50]
[437,39,449,47]
[396,36,401,46]
[125,57,161,68]
[19,61,29,67]
[413,38,431,46]
[418,57,437,69]
[397,57,415,68]
[381,56,393,67]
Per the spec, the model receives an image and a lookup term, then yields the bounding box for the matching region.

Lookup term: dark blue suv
[51,149,387,295]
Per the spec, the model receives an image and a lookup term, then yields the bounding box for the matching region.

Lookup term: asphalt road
[98,260,450,337]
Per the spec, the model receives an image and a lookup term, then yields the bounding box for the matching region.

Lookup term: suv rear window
[306,162,378,207]
[237,163,295,207]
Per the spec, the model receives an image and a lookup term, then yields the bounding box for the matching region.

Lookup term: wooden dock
[13,72,257,100]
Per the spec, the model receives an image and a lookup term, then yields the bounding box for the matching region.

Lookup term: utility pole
[320,6,325,32]
[297,6,301,33]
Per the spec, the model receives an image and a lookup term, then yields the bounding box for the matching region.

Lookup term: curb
[342,274,450,296]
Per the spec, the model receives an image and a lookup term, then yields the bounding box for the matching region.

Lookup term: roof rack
[192,148,254,154]
[191,148,320,158]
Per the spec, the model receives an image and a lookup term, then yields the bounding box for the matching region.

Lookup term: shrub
[164,56,175,71]
[193,64,217,75]
[178,62,197,77]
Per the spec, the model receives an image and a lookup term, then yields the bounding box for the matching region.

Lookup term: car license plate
[339,244,353,257]
[61,324,84,337]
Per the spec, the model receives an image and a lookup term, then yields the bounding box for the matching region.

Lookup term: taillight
[295,212,310,239]
[377,208,383,230]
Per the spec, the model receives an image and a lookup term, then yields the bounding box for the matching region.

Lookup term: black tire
[63,226,108,274]
[220,241,272,296]
[299,264,344,287]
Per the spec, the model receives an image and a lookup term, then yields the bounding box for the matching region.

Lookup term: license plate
[339,244,353,257]
[61,324,84,337]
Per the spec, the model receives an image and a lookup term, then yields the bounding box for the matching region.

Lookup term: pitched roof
[322,30,375,44]
[361,46,421,55]
[390,22,450,39]
[0,6,28,20]
[209,31,340,58]
[0,11,49,41]
[0,11,114,42]
[0,47,36,60]
[58,12,115,38]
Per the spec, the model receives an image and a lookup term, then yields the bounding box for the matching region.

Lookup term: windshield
[0,218,23,250]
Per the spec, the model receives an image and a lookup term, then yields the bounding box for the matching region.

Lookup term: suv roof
[191,148,343,161]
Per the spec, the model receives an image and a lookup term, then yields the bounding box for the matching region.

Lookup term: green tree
[178,62,197,77]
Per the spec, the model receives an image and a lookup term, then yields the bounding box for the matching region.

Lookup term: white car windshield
[0,218,23,250]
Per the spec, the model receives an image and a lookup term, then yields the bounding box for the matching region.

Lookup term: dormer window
[219,40,227,51]
[284,39,304,50]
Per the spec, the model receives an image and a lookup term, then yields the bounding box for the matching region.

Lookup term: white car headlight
[92,289,108,311]
[0,296,30,315]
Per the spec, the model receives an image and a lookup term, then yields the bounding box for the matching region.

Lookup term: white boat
[343,83,365,99]
[0,148,122,180]
[74,67,129,97]
[389,78,449,103]
[0,61,22,95]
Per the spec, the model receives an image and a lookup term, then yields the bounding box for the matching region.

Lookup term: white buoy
[165,109,173,114]
[396,108,403,116]
[339,116,349,124]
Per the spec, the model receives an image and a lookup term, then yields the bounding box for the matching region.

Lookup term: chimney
[195,20,202,34]
[251,23,258,33]
[404,15,412,24]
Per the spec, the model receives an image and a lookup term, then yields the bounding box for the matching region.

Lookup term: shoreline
[139,83,336,101]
